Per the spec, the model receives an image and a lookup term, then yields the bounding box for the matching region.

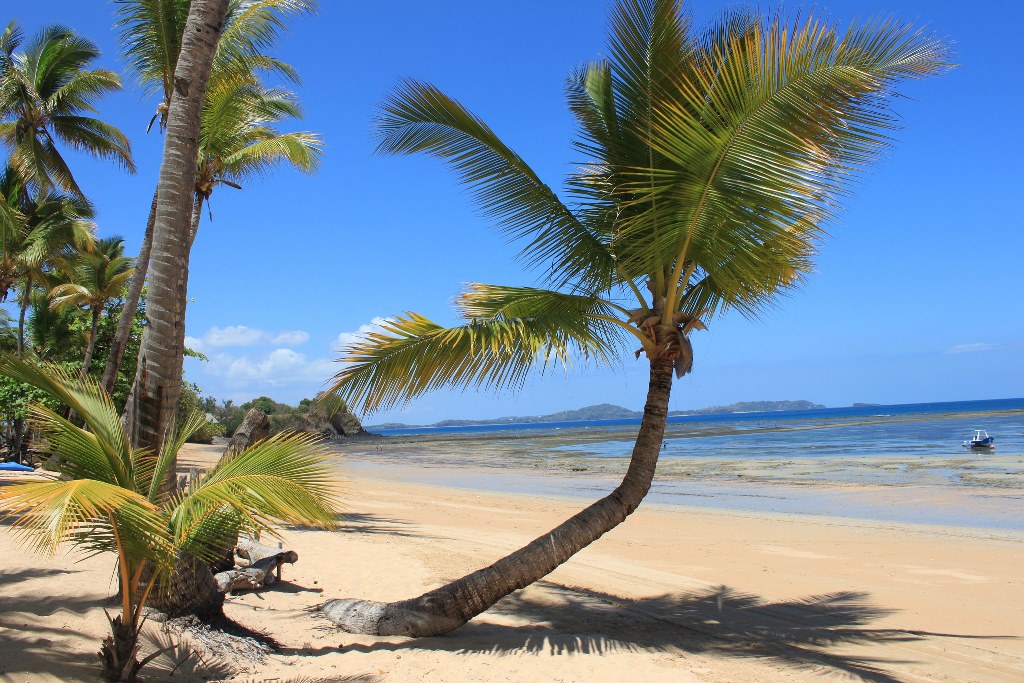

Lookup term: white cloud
[333,317,390,352]
[946,342,1000,354]
[270,330,310,346]
[204,348,336,388]
[188,325,310,350]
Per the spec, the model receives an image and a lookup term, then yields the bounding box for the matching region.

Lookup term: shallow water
[340,401,1024,532]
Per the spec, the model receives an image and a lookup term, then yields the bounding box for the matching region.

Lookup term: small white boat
[962,429,995,450]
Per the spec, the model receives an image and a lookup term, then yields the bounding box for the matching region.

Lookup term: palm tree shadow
[0,568,102,680]
[288,512,424,538]
[340,582,1014,683]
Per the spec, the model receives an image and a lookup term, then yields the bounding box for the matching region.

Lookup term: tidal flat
[334,413,1024,533]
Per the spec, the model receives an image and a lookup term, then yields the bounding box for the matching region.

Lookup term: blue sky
[7,1,1023,423]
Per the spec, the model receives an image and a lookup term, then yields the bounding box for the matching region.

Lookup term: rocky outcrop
[267,403,370,440]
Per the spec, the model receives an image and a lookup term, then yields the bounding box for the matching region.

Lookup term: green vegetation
[0,354,338,682]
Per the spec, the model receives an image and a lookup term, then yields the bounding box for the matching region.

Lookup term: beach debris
[214,536,298,593]
[163,614,275,665]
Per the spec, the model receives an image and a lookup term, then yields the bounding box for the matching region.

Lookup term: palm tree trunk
[80,307,102,381]
[101,190,157,394]
[129,0,228,469]
[188,194,203,250]
[16,272,31,358]
[321,358,675,636]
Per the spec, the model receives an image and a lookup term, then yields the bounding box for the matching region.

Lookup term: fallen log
[213,536,298,593]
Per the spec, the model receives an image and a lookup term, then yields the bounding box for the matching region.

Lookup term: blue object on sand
[0,462,34,472]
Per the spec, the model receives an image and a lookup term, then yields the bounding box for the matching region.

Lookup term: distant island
[852,402,881,407]
[367,400,825,430]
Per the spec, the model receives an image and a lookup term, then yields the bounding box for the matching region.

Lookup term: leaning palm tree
[49,236,135,379]
[102,0,318,394]
[0,21,134,199]
[322,0,950,636]
[0,353,339,682]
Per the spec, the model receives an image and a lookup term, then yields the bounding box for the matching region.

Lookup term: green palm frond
[169,431,338,562]
[0,353,130,474]
[0,478,169,560]
[613,10,950,309]
[216,0,316,83]
[0,22,133,193]
[145,410,209,503]
[330,286,633,414]
[375,79,616,292]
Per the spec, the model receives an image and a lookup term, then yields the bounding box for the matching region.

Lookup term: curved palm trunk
[321,358,674,636]
[101,190,157,394]
[130,0,228,468]
[79,306,102,381]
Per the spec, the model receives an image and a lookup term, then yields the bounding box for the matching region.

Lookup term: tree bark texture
[223,408,270,457]
[130,0,228,471]
[321,359,675,636]
[101,190,157,394]
[188,193,203,249]
[79,307,101,381]
[145,551,223,620]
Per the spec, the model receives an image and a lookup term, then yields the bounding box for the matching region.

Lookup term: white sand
[1,442,1022,682]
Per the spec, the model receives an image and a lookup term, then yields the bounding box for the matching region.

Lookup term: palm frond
[169,431,338,563]
[330,285,631,414]
[0,479,168,561]
[376,79,615,291]
[145,410,209,503]
[0,353,130,474]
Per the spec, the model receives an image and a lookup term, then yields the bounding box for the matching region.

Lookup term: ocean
[353,398,1024,531]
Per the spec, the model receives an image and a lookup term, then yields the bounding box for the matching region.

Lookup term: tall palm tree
[102,0,317,393]
[49,236,134,379]
[128,0,229,472]
[322,0,950,636]
[0,353,339,682]
[0,21,135,198]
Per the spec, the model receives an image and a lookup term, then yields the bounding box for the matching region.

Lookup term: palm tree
[322,0,950,636]
[102,0,317,394]
[0,167,96,355]
[189,73,321,246]
[0,353,339,682]
[49,236,134,379]
[127,0,229,471]
[0,21,134,198]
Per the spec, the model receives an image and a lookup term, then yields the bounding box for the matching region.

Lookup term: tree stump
[223,408,270,457]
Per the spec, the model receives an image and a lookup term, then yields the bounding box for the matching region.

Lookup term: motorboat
[962,429,995,450]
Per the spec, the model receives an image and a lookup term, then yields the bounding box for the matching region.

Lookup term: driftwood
[223,408,270,458]
[213,536,298,593]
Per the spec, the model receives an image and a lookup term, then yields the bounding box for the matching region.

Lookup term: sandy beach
[2,440,1023,682]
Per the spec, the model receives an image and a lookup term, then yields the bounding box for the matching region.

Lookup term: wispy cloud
[333,317,390,352]
[946,342,1001,354]
[187,325,310,351]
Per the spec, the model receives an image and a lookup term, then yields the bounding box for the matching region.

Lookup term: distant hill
[367,400,823,430]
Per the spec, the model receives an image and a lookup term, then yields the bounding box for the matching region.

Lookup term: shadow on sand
[335,581,1014,683]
